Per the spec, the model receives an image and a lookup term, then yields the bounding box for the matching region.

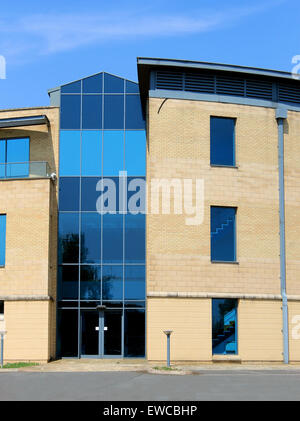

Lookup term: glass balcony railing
[0,162,51,179]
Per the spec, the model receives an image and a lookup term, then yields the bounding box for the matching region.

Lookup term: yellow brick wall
[147,297,211,361]
[4,301,51,362]
[147,98,281,296]
[0,106,59,361]
[238,300,283,361]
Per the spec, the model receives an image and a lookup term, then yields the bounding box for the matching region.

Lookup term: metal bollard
[163,330,173,367]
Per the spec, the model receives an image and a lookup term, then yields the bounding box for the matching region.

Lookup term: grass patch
[153,366,178,371]
[1,362,39,369]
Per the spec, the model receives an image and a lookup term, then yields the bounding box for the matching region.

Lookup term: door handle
[104,327,108,331]
[95,327,99,331]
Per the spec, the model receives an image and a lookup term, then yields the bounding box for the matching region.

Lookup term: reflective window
[0,138,29,178]
[82,95,102,129]
[102,265,123,300]
[104,73,124,93]
[102,214,123,263]
[58,265,79,300]
[211,206,236,262]
[104,95,124,129]
[81,213,101,264]
[210,117,235,166]
[124,310,145,357]
[57,310,78,357]
[61,80,81,94]
[83,73,102,93]
[212,299,237,355]
[126,80,139,94]
[125,131,146,175]
[80,266,101,300]
[125,214,145,263]
[124,266,145,300]
[81,177,101,212]
[58,213,79,263]
[59,177,80,211]
[103,131,124,175]
[0,215,6,267]
[60,131,81,176]
[81,131,102,176]
[60,95,81,129]
[125,95,145,129]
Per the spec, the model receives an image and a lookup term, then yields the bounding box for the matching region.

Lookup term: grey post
[163,330,173,367]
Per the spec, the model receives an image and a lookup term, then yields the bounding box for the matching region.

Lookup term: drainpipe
[276,107,289,364]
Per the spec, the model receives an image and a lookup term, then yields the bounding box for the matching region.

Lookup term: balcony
[0,162,51,180]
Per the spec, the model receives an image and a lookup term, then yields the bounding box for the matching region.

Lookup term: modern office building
[0,58,300,363]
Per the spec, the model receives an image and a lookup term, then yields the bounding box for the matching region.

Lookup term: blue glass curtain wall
[58,72,146,358]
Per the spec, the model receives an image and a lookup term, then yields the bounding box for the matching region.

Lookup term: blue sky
[0,0,299,109]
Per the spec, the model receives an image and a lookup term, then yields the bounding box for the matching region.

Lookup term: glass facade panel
[126,80,139,94]
[57,310,78,357]
[58,213,79,264]
[81,213,101,264]
[61,80,81,94]
[58,265,79,299]
[82,95,102,129]
[125,95,145,129]
[102,265,123,301]
[212,299,237,355]
[211,206,236,262]
[60,95,81,129]
[0,215,6,267]
[80,265,101,300]
[125,214,145,263]
[210,117,235,166]
[59,177,80,211]
[103,131,124,175]
[58,72,146,358]
[104,95,124,129]
[0,138,29,178]
[102,214,123,263]
[104,73,124,93]
[59,131,81,176]
[83,73,103,93]
[124,310,145,357]
[81,131,102,176]
[125,131,146,175]
[124,266,145,300]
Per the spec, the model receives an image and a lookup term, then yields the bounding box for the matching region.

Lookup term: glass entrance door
[81,309,122,358]
[103,310,122,357]
[81,311,99,356]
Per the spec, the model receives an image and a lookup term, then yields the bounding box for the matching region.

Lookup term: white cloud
[0,1,285,60]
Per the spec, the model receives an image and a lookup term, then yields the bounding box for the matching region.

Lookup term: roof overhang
[0,115,49,129]
[137,57,299,113]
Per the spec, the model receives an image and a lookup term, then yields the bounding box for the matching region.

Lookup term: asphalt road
[1,370,300,401]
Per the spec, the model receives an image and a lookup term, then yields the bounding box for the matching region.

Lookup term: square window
[210,117,235,166]
[81,213,101,264]
[103,131,124,176]
[212,299,237,355]
[102,214,123,263]
[59,177,80,211]
[82,95,102,129]
[104,95,124,129]
[211,206,236,262]
[124,266,145,300]
[102,265,123,300]
[125,95,145,129]
[125,214,145,263]
[125,131,146,175]
[58,265,79,300]
[58,213,79,264]
[80,265,101,300]
[59,131,81,176]
[60,95,81,130]
[81,131,102,176]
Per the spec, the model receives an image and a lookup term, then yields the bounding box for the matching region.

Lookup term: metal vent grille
[278,82,300,104]
[154,70,300,106]
[156,71,183,90]
[185,73,215,93]
[216,76,244,96]
[246,79,273,100]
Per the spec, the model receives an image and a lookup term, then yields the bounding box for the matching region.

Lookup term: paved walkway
[5,358,300,374]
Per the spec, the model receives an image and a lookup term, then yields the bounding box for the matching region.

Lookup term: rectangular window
[210,117,235,166]
[211,206,236,262]
[0,215,6,267]
[0,138,29,178]
[0,301,4,314]
[212,299,237,355]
